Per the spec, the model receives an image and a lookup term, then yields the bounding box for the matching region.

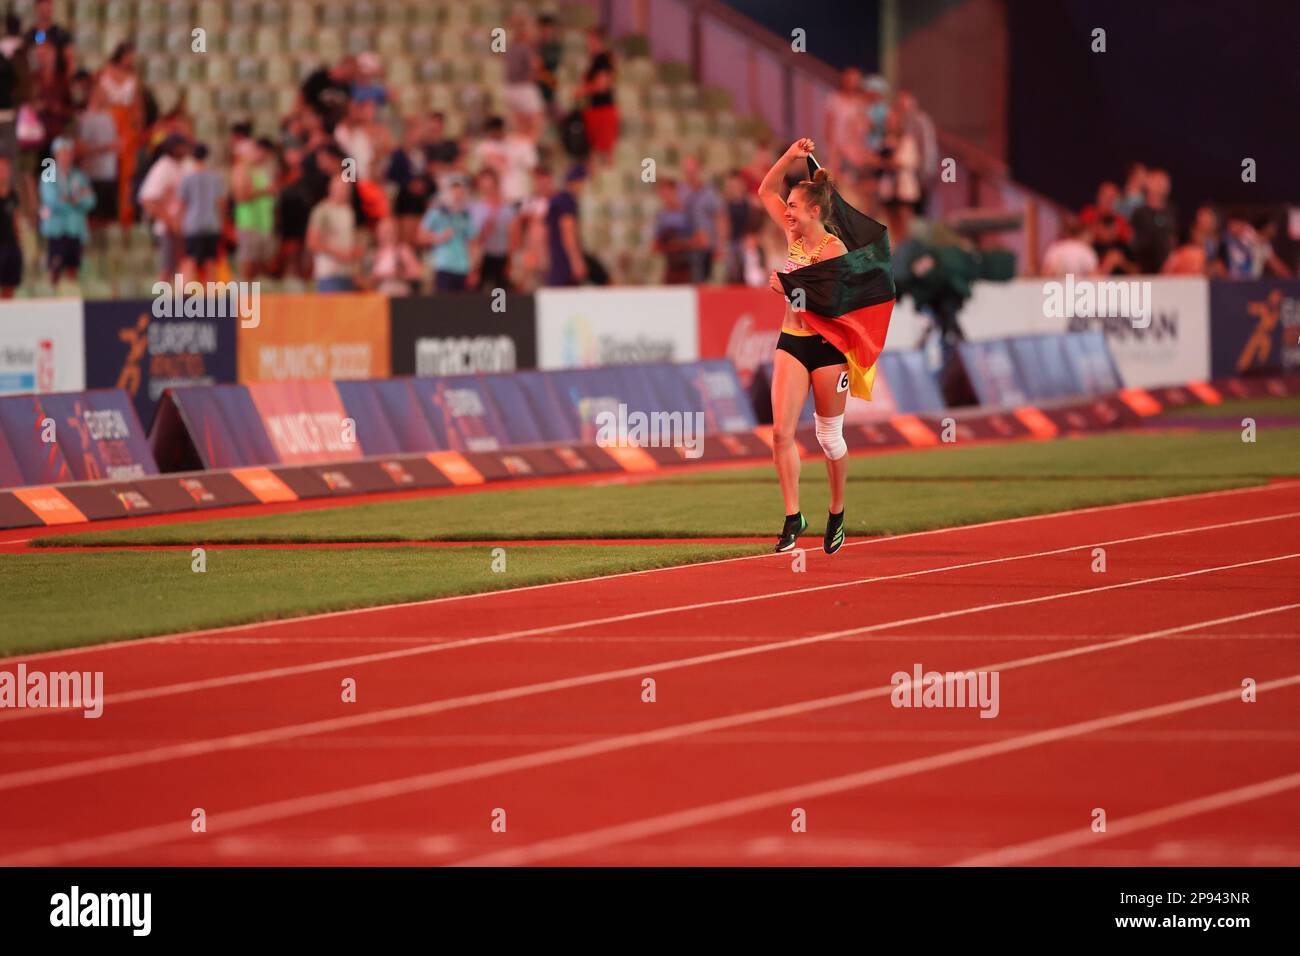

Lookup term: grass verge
[2,543,763,655]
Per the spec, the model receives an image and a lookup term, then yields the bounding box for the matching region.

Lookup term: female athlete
[758,138,851,554]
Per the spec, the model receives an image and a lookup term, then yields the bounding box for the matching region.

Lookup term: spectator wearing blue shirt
[862,74,890,152]
[351,52,389,109]
[468,168,519,292]
[680,155,723,283]
[177,143,227,281]
[653,177,693,284]
[545,165,587,286]
[39,136,95,284]
[419,176,474,292]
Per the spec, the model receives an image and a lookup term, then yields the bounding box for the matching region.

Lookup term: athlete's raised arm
[758,138,814,232]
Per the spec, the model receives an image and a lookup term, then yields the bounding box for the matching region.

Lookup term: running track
[2,482,1299,866]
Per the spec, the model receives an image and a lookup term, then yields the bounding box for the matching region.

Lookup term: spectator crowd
[0,2,625,297]
[0,1,1288,301]
[1042,163,1293,280]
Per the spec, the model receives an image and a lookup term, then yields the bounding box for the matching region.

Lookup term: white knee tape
[814,413,847,460]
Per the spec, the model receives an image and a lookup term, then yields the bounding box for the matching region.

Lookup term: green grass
[7,395,1299,654]
[1,544,762,655]
[39,421,1300,547]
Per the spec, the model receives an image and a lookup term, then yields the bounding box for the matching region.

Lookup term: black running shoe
[775,512,807,553]
[824,510,846,554]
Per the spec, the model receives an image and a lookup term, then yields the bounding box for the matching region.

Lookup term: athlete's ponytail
[794,167,837,235]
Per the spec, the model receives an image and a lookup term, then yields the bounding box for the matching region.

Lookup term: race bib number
[837,371,849,393]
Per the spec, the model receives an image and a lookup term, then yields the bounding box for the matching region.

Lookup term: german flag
[778,157,896,400]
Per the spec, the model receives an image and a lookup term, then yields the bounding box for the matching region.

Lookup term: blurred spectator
[232,136,277,279]
[300,139,347,213]
[68,67,91,113]
[0,155,21,296]
[878,109,921,240]
[579,28,617,164]
[1129,169,1177,273]
[468,167,517,292]
[27,39,72,155]
[546,164,587,286]
[896,91,937,211]
[512,166,554,292]
[680,155,723,283]
[351,52,389,111]
[653,178,693,284]
[421,111,461,172]
[1252,216,1293,278]
[386,123,435,245]
[823,67,863,175]
[1192,206,1225,275]
[1041,217,1098,276]
[38,135,94,284]
[472,114,536,205]
[78,82,119,229]
[177,143,225,281]
[503,11,543,141]
[739,143,773,195]
[354,172,390,229]
[0,14,25,168]
[1220,214,1289,279]
[1223,214,1258,278]
[1161,241,1206,276]
[306,176,359,292]
[1083,183,1135,275]
[1162,205,1224,277]
[1115,162,1146,220]
[740,232,768,287]
[335,99,378,182]
[1079,183,1130,236]
[24,0,73,77]
[419,175,474,292]
[722,169,759,284]
[535,14,564,120]
[365,217,423,296]
[95,42,141,226]
[1092,210,1137,275]
[861,74,890,152]
[137,132,190,279]
[300,56,354,133]
[274,137,316,280]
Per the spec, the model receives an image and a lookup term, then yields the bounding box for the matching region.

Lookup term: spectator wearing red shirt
[1080,182,1132,242]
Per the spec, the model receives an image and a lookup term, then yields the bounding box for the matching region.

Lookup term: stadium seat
[134,26,163,54]
[174,57,205,84]
[161,25,187,54]
[168,0,195,19]
[256,0,285,24]
[74,0,103,23]
[136,0,163,25]
[143,55,172,85]
[196,0,226,29]
[255,26,282,56]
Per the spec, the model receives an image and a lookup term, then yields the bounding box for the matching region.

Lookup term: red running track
[1,482,1299,866]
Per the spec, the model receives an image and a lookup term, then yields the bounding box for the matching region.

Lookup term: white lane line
[452,673,1300,867]
[952,772,1300,866]
[9,479,1296,663]
[0,546,1293,795]
[4,509,1297,725]
[3,603,1295,866]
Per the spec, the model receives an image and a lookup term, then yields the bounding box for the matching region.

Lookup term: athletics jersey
[784,233,835,273]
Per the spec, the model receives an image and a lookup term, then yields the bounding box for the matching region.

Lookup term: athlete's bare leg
[810,363,850,513]
[770,349,811,515]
